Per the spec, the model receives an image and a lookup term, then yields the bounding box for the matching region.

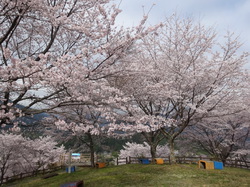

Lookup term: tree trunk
[90,146,95,168]
[141,130,164,164]
[169,138,176,164]
[221,159,226,167]
[0,174,3,186]
[87,133,95,168]
[219,155,227,167]
[0,161,7,185]
[150,144,157,164]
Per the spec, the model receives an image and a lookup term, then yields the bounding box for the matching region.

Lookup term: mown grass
[4,164,250,187]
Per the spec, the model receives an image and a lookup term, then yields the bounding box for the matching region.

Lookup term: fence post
[169,156,171,164]
[244,160,249,169]
[116,158,119,165]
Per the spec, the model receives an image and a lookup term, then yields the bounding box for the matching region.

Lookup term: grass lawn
[3,164,250,187]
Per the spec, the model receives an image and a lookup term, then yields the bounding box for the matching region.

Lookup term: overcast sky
[115,0,250,63]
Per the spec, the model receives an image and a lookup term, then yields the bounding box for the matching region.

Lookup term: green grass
[4,164,250,187]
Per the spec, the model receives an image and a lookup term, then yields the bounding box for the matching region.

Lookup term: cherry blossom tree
[106,105,173,162]
[53,105,109,167]
[106,74,173,162]
[0,133,64,185]
[0,133,24,184]
[28,136,65,171]
[108,15,249,163]
[118,142,170,159]
[184,111,250,165]
[0,0,155,130]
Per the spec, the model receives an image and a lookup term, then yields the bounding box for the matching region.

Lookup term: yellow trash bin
[155,158,164,165]
[198,160,214,169]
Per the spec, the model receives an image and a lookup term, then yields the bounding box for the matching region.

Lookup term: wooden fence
[2,153,95,185]
[60,153,96,166]
[1,166,64,185]
[224,159,250,169]
[116,156,250,169]
[2,156,249,185]
[116,156,213,165]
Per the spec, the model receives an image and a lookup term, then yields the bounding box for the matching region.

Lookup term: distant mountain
[14,102,50,124]
[0,101,50,128]
[19,112,50,125]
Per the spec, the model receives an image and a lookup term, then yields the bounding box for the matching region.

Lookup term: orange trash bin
[96,162,106,168]
[155,158,164,164]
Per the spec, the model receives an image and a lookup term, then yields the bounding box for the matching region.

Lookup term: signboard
[71,153,81,160]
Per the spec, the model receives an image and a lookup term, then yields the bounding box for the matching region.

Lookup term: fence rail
[1,166,63,185]
[2,156,249,185]
[224,159,250,169]
[59,153,96,167]
[116,156,250,169]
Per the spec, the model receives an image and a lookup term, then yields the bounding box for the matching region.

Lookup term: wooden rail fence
[1,166,64,185]
[116,156,250,169]
[224,159,250,169]
[2,156,249,185]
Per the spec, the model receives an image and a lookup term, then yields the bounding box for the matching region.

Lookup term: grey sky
[116,0,250,60]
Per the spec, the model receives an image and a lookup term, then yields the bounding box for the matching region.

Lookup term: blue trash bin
[213,161,223,169]
[66,166,76,173]
[139,159,150,164]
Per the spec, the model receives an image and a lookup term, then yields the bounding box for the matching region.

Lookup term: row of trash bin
[65,162,106,174]
[139,158,223,170]
[139,158,164,164]
[61,159,223,187]
[198,160,223,170]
